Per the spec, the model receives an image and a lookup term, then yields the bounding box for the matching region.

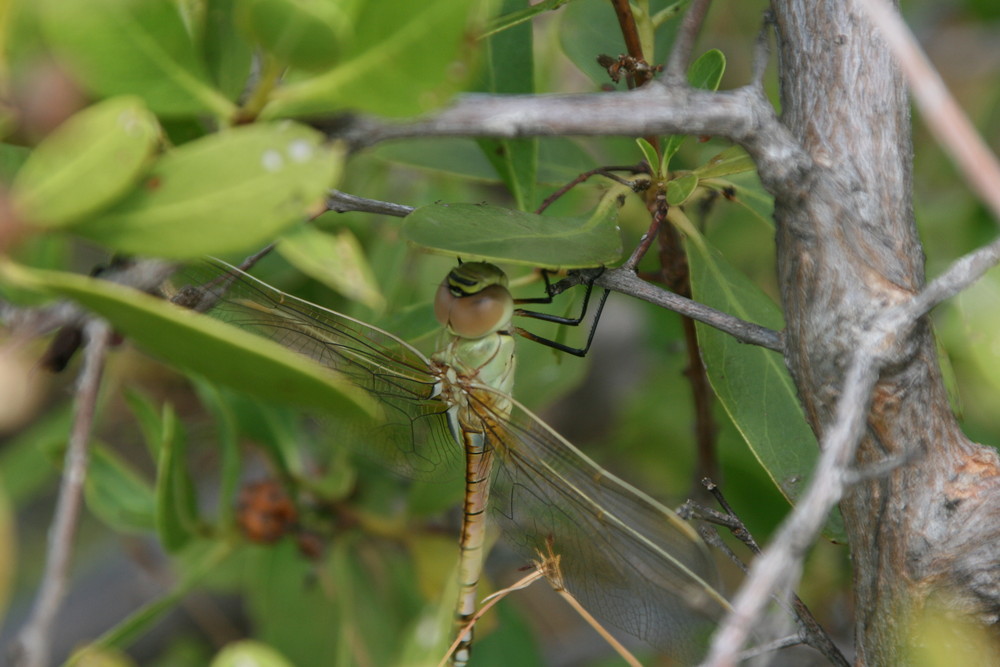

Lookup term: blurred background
[1,0,999,665]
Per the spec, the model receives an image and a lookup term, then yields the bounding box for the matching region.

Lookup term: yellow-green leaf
[74,123,342,258]
[11,97,159,227]
[277,224,385,312]
[0,262,377,422]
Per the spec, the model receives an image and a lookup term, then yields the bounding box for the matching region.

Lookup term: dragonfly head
[434,262,514,339]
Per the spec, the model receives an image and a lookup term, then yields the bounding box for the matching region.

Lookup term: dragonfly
[175,260,730,665]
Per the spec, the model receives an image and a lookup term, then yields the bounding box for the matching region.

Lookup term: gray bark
[770,1,1000,663]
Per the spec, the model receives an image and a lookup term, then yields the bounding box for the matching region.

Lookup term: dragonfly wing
[468,388,729,661]
[172,263,462,479]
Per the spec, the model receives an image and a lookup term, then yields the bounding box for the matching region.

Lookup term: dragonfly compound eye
[435,281,514,338]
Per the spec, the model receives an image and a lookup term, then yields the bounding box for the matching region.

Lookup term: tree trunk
[769,1,1000,662]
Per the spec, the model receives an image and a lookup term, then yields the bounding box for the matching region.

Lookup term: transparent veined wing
[464,385,730,662]
[168,262,463,479]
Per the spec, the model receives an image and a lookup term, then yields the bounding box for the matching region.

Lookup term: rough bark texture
[769,1,1000,663]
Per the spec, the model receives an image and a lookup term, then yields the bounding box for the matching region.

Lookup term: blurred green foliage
[1,0,998,665]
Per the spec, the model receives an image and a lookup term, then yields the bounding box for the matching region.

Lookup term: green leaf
[635,137,660,176]
[482,0,572,38]
[686,233,846,541]
[692,146,755,180]
[475,0,537,210]
[65,646,134,667]
[262,0,477,117]
[73,123,342,258]
[277,224,385,312]
[403,194,625,269]
[11,97,160,227]
[39,0,235,117]
[84,444,157,533]
[665,172,699,206]
[239,0,352,70]
[124,389,166,460]
[0,405,71,503]
[0,263,378,422]
[0,143,31,183]
[687,48,726,91]
[156,405,199,552]
[211,641,295,667]
[190,379,242,526]
[203,0,255,101]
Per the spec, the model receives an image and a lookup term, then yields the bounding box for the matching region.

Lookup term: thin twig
[325,189,414,218]
[698,480,851,667]
[535,164,648,214]
[12,319,114,667]
[701,348,880,666]
[856,0,1000,229]
[595,266,784,351]
[438,569,545,667]
[665,0,713,83]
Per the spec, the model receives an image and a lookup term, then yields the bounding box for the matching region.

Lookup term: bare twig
[594,266,784,351]
[701,347,880,666]
[535,164,648,214]
[12,319,114,667]
[695,481,851,667]
[665,0,713,83]
[325,189,414,217]
[856,0,1000,228]
[609,0,649,88]
[316,85,812,183]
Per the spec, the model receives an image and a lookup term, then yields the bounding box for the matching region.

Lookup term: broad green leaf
[11,97,159,227]
[277,224,385,312]
[84,444,157,533]
[39,0,234,117]
[211,641,295,667]
[403,193,625,269]
[156,405,199,552]
[73,123,342,258]
[0,262,378,422]
[685,232,846,541]
[203,0,255,101]
[559,0,636,85]
[475,0,537,210]
[665,172,699,206]
[482,0,573,38]
[262,0,477,117]
[239,0,353,70]
[692,146,755,180]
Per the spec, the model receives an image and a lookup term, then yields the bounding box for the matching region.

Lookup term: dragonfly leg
[513,269,610,357]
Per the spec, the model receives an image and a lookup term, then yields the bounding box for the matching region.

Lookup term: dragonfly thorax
[434,263,515,339]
